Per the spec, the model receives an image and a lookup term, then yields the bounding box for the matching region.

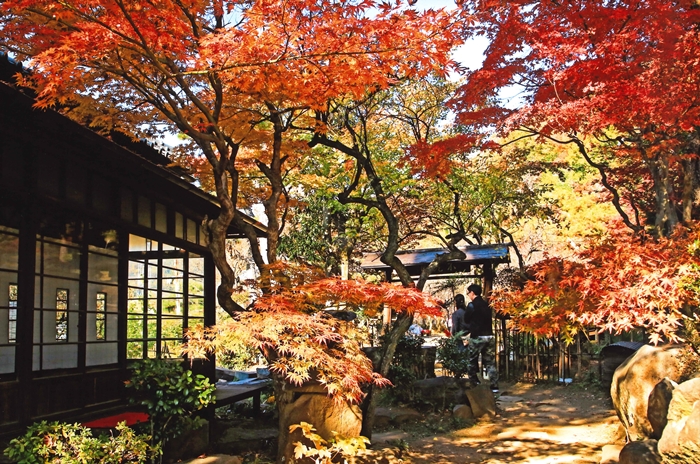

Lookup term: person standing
[451,294,468,351]
[464,284,499,392]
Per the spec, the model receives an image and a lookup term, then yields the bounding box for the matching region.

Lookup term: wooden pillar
[483,263,494,297]
[483,262,505,376]
[202,253,217,381]
[117,228,129,369]
[382,269,392,328]
[340,255,349,280]
[16,202,37,426]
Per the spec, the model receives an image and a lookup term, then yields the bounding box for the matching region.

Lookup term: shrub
[436,335,470,378]
[3,421,156,464]
[125,359,216,447]
[386,335,425,403]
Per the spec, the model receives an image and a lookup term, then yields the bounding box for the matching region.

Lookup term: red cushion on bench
[82,412,149,428]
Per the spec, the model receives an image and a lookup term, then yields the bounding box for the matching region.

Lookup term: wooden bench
[212,378,272,417]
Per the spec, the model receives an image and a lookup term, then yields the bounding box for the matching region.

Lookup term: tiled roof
[361,244,510,270]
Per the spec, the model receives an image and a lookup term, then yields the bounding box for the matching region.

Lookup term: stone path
[365,383,625,463]
[182,382,625,464]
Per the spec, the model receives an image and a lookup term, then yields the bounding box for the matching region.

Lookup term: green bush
[573,366,603,391]
[436,335,470,378]
[386,335,425,403]
[3,421,156,464]
[125,359,216,447]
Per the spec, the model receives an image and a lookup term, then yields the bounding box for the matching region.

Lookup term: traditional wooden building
[0,57,262,436]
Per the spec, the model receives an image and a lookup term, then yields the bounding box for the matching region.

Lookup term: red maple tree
[434,0,700,344]
[452,0,700,236]
[185,274,443,404]
[491,221,700,347]
[0,0,459,312]
[0,1,460,456]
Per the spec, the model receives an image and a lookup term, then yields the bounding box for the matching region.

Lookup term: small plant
[573,367,603,391]
[386,437,409,451]
[386,334,425,403]
[290,422,369,464]
[125,359,216,452]
[436,335,470,378]
[386,438,410,459]
[3,421,156,464]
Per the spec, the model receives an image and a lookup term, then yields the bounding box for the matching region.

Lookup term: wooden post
[382,269,392,328]
[483,263,494,296]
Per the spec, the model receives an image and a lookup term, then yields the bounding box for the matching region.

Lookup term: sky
[414,0,525,107]
[414,0,490,73]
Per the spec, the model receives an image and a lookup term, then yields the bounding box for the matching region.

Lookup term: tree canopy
[5,0,700,426]
[415,0,700,345]
[0,0,461,313]
[0,4,465,444]
[452,0,700,236]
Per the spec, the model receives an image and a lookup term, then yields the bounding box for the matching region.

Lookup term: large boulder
[601,342,646,389]
[276,381,362,463]
[678,400,700,446]
[618,440,662,464]
[464,384,497,419]
[611,344,698,440]
[648,378,676,439]
[452,404,475,421]
[657,377,700,463]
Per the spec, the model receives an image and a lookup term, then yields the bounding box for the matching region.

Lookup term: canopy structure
[361,244,510,285]
[361,244,511,328]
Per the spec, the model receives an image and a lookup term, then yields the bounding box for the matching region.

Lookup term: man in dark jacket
[464,284,499,392]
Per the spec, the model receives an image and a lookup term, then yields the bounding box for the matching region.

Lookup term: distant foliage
[277,194,352,275]
[216,341,261,371]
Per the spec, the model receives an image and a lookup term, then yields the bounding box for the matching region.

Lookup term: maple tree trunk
[499,227,525,272]
[360,311,413,439]
[682,158,697,224]
[570,137,642,233]
[308,110,469,441]
[260,106,285,265]
[358,196,416,439]
[199,141,249,318]
[205,214,241,317]
[648,155,679,236]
